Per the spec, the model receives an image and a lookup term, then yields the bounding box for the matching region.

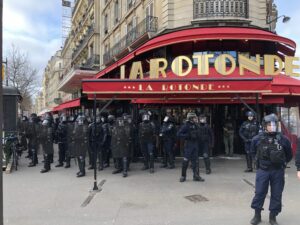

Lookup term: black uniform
[56,121,68,167]
[111,117,132,177]
[139,119,156,173]
[39,122,54,173]
[198,122,214,174]
[65,118,75,168]
[102,117,113,167]
[239,118,260,172]
[88,120,104,171]
[72,119,89,177]
[159,118,176,169]
[296,138,300,171]
[26,115,40,167]
[17,117,28,152]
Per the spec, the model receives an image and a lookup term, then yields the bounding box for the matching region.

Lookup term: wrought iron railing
[72,24,95,61]
[103,16,158,65]
[193,0,248,19]
[82,54,100,69]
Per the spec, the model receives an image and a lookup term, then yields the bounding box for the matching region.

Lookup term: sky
[3,0,300,85]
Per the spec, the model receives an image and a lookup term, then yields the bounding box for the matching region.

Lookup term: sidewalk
[3,152,300,225]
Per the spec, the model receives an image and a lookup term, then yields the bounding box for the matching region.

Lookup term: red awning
[263,75,300,96]
[52,98,81,112]
[94,27,296,79]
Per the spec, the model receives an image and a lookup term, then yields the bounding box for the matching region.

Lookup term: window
[104,14,108,34]
[114,0,120,24]
[127,0,134,11]
[146,1,154,30]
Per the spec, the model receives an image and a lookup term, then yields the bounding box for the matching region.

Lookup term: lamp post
[267,15,291,24]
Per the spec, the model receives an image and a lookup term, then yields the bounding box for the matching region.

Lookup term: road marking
[81,179,106,207]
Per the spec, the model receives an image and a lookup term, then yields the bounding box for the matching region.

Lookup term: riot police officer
[239,111,260,172]
[296,138,300,180]
[177,112,204,182]
[17,116,28,153]
[139,113,156,173]
[26,113,40,167]
[55,114,68,167]
[159,116,176,169]
[88,113,104,171]
[249,114,292,225]
[101,114,113,168]
[39,118,54,173]
[65,115,75,168]
[111,117,132,177]
[198,114,214,174]
[72,115,89,177]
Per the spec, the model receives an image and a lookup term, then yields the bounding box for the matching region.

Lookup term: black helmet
[246,111,255,117]
[199,114,207,123]
[76,115,86,125]
[108,114,115,123]
[142,113,150,121]
[263,113,279,133]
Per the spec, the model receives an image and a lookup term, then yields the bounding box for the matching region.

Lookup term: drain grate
[185,194,208,203]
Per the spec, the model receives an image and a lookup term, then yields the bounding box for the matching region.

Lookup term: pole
[92,93,98,191]
[255,93,260,123]
[0,0,4,224]
[91,95,114,191]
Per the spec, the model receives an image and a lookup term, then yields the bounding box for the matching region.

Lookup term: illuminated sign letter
[192,54,214,75]
[285,56,300,77]
[239,54,261,75]
[120,65,126,79]
[129,61,144,79]
[215,54,236,76]
[171,56,193,77]
[264,55,283,75]
[150,58,168,79]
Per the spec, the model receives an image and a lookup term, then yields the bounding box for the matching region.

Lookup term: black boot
[77,157,85,177]
[168,152,175,169]
[122,157,128,177]
[250,210,261,225]
[56,146,64,167]
[141,155,149,170]
[160,152,167,168]
[41,155,51,173]
[180,160,189,182]
[28,150,37,167]
[98,151,103,171]
[269,213,278,225]
[193,160,205,182]
[112,158,122,174]
[245,154,253,172]
[149,154,154,173]
[204,158,211,174]
[64,157,71,168]
[49,154,54,163]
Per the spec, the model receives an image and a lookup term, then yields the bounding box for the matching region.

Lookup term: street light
[267,15,291,24]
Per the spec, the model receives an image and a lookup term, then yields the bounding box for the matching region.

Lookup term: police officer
[223,115,234,156]
[159,115,176,169]
[17,115,28,153]
[65,115,75,168]
[102,114,114,168]
[111,117,132,177]
[39,118,54,173]
[198,114,214,174]
[239,111,260,172]
[295,136,300,180]
[72,115,89,177]
[139,113,156,173]
[55,114,68,167]
[177,112,204,182]
[249,114,292,225]
[88,113,104,171]
[26,113,40,167]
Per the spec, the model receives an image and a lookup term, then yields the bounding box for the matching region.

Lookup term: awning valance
[52,98,81,112]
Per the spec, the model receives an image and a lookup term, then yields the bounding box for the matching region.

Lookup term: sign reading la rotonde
[83,54,298,94]
[120,54,300,79]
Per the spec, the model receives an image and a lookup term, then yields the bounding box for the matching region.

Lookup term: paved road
[3,152,300,225]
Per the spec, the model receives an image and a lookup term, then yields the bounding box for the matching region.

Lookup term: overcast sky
[3,0,300,84]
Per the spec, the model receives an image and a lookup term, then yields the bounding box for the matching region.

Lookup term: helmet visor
[266,121,277,133]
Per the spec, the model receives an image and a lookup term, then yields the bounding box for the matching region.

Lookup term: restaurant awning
[94,27,296,79]
[52,98,81,112]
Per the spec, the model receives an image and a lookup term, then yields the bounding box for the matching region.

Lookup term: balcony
[72,24,96,61]
[103,16,158,65]
[193,0,248,19]
[81,54,100,70]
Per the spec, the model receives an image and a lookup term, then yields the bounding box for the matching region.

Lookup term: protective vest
[241,121,259,139]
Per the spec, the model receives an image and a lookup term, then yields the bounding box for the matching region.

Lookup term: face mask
[163,116,169,122]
